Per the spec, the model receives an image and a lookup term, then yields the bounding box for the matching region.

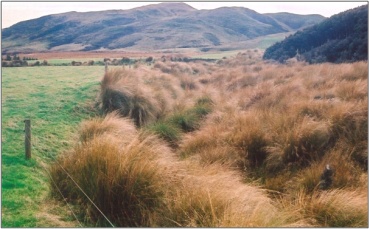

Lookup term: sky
[1,1,368,28]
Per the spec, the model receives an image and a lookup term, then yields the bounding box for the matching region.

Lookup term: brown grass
[50,115,174,226]
[50,114,313,227]
[99,66,200,123]
[51,52,367,227]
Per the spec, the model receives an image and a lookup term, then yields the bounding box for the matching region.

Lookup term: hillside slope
[2,2,325,52]
[263,4,368,63]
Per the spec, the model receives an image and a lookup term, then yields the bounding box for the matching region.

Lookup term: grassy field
[255,33,292,49]
[43,58,101,65]
[50,52,367,227]
[2,65,104,227]
[192,50,242,59]
[2,52,368,227]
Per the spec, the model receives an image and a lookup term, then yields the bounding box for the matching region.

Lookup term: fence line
[24,119,31,159]
[56,162,115,227]
[29,140,114,227]
[42,164,83,227]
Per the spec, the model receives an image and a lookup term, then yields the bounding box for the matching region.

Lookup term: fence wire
[56,162,115,227]
[28,132,115,227]
[42,164,84,227]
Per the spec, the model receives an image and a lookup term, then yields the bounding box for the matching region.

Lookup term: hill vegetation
[2,3,324,52]
[49,52,368,227]
[263,5,368,63]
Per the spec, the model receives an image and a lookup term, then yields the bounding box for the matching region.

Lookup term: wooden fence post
[105,62,108,73]
[24,119,31,160]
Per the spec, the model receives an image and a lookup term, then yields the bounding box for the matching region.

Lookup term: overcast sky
[2,1,368,28]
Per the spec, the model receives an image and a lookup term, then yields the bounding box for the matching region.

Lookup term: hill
[1,3,325,52]
[263,4,368,63]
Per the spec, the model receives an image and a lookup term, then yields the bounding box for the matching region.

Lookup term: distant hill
[265,13,325,30]
[1,3,325,53]
[263,5,368,63]
[2,3,325,53]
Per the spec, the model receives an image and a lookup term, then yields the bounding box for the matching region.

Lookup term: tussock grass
[169,96,213,132]
[276,187,368,227]
[50,114,310,227]
[163,163,290,227]
[148,121,182,147]
[100,86,159,127]
[50,53,367,227]
[305,189,368,227]
[100,68,184,127]
[267,116,332,167]
[212,61,364,165]
[228,112,269,167]
[176,59,367,227]
[296,151,364,194]
[50,115,173,226]
[180,75,198,90]
[99,69,162,127]
[147,95,214,146]
[78,112,137,142]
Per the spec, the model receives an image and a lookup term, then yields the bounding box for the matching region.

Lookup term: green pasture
[48,58,104,65]
[192,50,241,59]
[255,33,290,49]
[26,58,104,65]
[2,65,104,227]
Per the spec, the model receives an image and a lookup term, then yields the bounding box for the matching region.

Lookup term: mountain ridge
[263,4,368,63]
[2,2,326,52]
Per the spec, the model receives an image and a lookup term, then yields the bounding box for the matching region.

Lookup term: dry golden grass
[50,114,311,227]
[176,58,368,226]
[51,53,367,227]
[99,67,188,126]
[78,112,137,142]
[50,115,174,226]
[308,189,368,227]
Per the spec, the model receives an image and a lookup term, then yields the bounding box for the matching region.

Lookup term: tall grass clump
[99,69,161,127]
[49,115,172,226]
[49,112,315,227]
[162,162,309,227]
[148,121,182,147]
[306,189,368,227]
[295,152,364,194]
[228,112,270,168]
[50,115,311,227]
[147,96,214,147]
[179,118,238,165]
[277,187,368,228]
[326,103,368,169]
[169,96,214,132]
[268,116,331,168]
[78,112,137,142]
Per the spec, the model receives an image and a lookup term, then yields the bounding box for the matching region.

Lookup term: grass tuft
[148,121,182,147]
[308,189,368,227]
[50,115,172,226]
